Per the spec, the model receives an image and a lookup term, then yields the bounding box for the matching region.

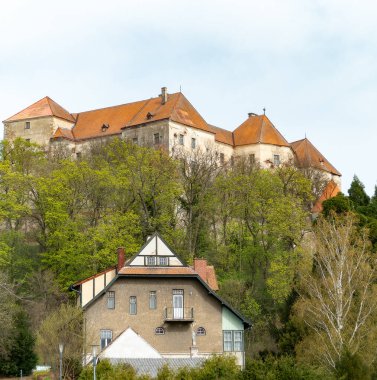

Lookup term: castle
[3,87,341,199]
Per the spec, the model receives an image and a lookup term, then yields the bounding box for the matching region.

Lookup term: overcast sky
[1,0,376,195]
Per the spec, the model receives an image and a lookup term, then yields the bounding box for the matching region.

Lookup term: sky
[1,0,376,195]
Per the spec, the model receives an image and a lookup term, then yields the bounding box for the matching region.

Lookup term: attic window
[146,112,154,120]
[101,124,109,132]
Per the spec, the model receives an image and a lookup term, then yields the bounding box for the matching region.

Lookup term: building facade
[3,87,341,189]
[71,234,251,371]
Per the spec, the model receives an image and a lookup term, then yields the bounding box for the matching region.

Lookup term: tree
[0,309,37,376]
[36,303,84,379]
[296,214,377,370]
[348,175,370,207]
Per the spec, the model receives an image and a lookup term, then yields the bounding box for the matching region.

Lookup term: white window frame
[100,329,112,350]
[158,257,168,266]
[149,291,157,309]
[107,291,115,309]
[273,154,280,166]
[155,327,165,335]
[196,327,206,336]
[146,256,156,266]
[129,296,137,315]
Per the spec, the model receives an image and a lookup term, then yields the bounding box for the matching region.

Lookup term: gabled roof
[100,327,162,359]
[312,180,341,213]
[53,127,75,141]
[233,114,290,147]
[291,138,341,176]
[5,96,75,123]
[208,124,234,146]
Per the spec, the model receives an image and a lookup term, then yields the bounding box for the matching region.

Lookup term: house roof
[53,127,75,141]
[5,96,75,123]
[233,114,290,147]
[107,358,206,378]
[208,124,234,146]
[312,180,341,213]
[290,138,341,176]
[100,327,162,359]
[118,267,197,276]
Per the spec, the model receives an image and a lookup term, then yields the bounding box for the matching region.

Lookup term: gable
[127,235,185,267]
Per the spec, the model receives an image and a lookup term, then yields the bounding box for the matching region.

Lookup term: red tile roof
[312,180,341,213]
[5,96,75,123]
[208,124,234,146]
[233,114,290,147]
[53,127,75,140]
[291,138,341,176]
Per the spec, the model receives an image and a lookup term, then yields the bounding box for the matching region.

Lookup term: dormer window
[145,256,169,266]
[101,124,109,132]
[147,112,154,120]
[25,121,30,129]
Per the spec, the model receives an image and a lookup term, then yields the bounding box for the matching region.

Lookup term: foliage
[295,214,377,370]
[335,349,371,380]
[348,175,370,207]
[0,309,37,376]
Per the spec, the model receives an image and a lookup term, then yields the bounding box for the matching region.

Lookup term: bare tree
[296,214,377,369]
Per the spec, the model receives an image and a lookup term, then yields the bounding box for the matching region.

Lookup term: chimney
[194,258,207,283]
[117,247,125,272]
[248,112,257,118]
[161,87,168,104]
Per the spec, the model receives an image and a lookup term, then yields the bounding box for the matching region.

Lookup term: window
[107,291,115,309]
[234,331,243,351]
[223,330,243,352]
[249,154,255,164]
[76,152,82,159]
[100,329,112,350]
[149,291,157,309]
[133,137,138,145]
[179,134,184,145]
[155,327,165,335]
[220,153,225,164]
[196,327,206,336]
[154,133,160,145]
[273,154,280,166]
[129,296,137,315]
[158,257,168,266]
[191,138,196,149]
[146,256,156,266]
[223,331,233,352]
[25,121,30,129]
[25,138,31,142]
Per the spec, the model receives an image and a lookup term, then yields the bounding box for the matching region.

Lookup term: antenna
[179,85,182,92]
[263,107,266,115]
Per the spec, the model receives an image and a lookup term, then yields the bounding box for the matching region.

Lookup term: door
[173,289,184,319]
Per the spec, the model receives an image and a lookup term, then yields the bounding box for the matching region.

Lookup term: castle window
[249,154,255,164]
[25,121,30,129]
[149,291,157,309]
[155,327,165,335]
[107,291,115,309]
[25,138,30,143]
[191,138,196,149]
[220,153,225,164]
[133,137,138,145]
[273,155,280,166]
[154,133,160,145]
[179,134,184,145]
[129,296,137,315]
[100,329,112,350]
[196,327,206,336]
[76,152,82,159]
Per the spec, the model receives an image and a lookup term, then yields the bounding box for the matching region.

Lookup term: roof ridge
[4,96,49,122]
[257,115,264,143]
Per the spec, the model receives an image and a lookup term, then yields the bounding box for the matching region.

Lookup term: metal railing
[164,307,194,321]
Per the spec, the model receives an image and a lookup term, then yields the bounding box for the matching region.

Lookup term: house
[70,234,251,373]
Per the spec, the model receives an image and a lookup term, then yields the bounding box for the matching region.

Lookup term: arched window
[196,327,206,336]
[155,327,165,335]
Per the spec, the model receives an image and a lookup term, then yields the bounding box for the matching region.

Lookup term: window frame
[196,327,206,336]
[179,134,184,145]
[146,256,156,266]
[100,329,112,350]
[25,121,30,129]
[158,256,169,266]
[129,296,137,315]
[154,133,160,145]
[220,153,225,164]
[155,327,165,335]
[191,137,196,149]
[107,291,115,309]
[223,330,243,352]
[273,154,280,166]
[149,291,157,309]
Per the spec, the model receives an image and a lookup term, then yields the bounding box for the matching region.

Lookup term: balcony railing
[164,307,194,322]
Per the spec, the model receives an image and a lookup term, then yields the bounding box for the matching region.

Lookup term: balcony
[164,307,194,322]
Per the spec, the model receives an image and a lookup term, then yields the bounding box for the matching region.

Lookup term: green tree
[348,175,370,207]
